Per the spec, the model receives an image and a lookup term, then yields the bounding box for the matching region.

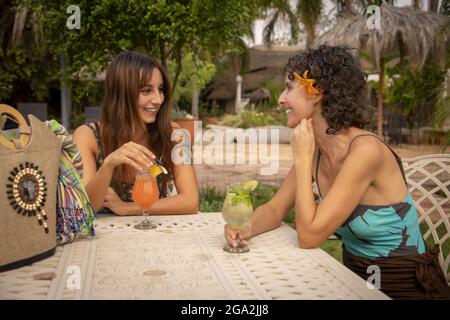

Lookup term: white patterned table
[0,213,389,300]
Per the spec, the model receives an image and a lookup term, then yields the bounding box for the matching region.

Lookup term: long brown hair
[99,51,175,192]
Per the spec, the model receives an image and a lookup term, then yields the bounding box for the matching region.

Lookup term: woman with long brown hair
[73,51,199,215]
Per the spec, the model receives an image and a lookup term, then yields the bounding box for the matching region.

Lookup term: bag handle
[0,104,31,150]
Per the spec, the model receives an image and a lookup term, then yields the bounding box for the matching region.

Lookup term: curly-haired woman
[224,45,450,300]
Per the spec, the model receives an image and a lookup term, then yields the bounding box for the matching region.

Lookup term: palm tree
[297,0,323,47]
[1,2,42,51]
[261,0,323,47]
[318,1,449,137]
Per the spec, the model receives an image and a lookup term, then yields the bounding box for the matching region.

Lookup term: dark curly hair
[284,45,370,134]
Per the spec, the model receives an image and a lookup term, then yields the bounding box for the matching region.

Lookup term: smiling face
[278,75,319,128]
[137,68,165,124]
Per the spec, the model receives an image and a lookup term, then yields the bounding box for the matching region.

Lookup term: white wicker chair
[402,154,450,284]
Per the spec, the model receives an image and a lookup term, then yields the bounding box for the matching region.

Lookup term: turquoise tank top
[316,134,426,259]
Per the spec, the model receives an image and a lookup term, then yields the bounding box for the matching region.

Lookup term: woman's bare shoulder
[349,134,384,153]
[73,124,98,151]
[345,135,384,170]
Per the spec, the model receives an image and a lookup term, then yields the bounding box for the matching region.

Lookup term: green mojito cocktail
[222,180,257,253]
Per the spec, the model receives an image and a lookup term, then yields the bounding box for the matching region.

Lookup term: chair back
[403,154,450,283]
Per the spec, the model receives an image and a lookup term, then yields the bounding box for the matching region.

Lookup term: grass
[199,187,225,213]
[200,185,450,271]
[320,240,343,263]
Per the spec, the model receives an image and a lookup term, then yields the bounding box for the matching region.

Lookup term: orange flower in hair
[293,70,320,98]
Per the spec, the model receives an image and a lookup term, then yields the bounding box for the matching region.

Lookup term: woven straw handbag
[0,104,61,272]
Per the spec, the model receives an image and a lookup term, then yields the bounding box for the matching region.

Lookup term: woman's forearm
[147,194,199,215]
[249,203,282,238]
[85,164,114,212]
[294,161,317,228]
[110,194,199,216]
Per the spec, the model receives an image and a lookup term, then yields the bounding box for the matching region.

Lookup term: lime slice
[155,159,168,174]
[242,180,258,192]
[159,164,168,174]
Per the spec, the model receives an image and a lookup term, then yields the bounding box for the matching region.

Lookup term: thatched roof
[207,45,304,100]
[317,2,450,70]
[247,87,271,101]
[248,45,304,70]
[207,84,234,100]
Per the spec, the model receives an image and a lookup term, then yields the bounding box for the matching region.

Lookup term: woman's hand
[103,141,156,172]
[103,187,128,215]
[224,224,251,248]
[291,118,315,165]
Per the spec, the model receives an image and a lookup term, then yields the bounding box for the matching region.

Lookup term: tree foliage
[168,51,216,104]
[386,61,447,127]
[0,1,57,103]
[259,0,323,47]
[9,0,258,102]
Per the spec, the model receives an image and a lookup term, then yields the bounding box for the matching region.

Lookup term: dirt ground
[194,143,447,191]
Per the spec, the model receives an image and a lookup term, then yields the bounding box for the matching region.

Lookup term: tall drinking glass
[132,170,159,230]
[222,187,254,253]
